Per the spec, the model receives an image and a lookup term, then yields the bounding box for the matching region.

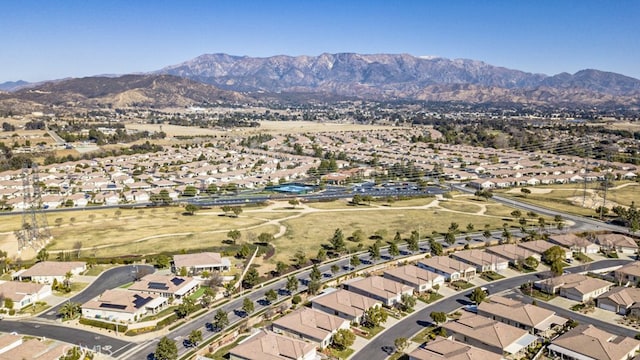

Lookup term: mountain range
[2,53,640,111]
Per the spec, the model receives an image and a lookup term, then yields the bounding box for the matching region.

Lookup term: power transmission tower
[15,164,51,252]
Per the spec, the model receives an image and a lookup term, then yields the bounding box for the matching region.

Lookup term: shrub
[79,317,128,332]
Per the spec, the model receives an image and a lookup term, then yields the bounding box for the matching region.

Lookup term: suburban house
[408,337,502,360]
[172,252,231,275]
[0,334,22,355]
[548,324,640,360]
[548,233,600,254]
[271,307,350,349]
[82,289,167,323]
[477,296,567,337]
[594,233,638,254]
[485,244,541,265]
[229,330,318,360]
[127,274,200,299]
[382,265,445,293]
[442,312,539,357]
[417,256,476,281]
[11,261,86,284]
[0,281,51,310]
[535,273,612,302]
[517,240,573,260]
[450,250,509,273]
[0,339,66,360]
[614,261,640,286]
[311,288,381,323]
[596,287,640,315]
[342,275,413,307]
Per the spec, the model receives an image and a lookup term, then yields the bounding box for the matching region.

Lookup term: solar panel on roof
[170,277,185,286]
[148,282,169,290]
[100,303,127,310]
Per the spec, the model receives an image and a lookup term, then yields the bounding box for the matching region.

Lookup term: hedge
[79,317,128,332]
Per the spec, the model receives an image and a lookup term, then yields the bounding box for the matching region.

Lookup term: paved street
[351,259,632,360]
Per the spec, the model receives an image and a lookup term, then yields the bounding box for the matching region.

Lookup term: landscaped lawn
[188,286,207,300]
[356,325,385,339]
[326,347,355,359]
[574,253,593,263]
[480,271,505,281]
[417,292,444,304]
[450,280,474,290]
[411,325,438,343]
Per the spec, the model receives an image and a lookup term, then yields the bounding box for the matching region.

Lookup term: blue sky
[1,0,638,82]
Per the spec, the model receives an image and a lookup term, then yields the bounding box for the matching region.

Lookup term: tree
[237,244,251,259]
[542,246,566,265]
[184,203,199,215]
[36,248,49,262]
[243,267,260,289]
[265,288,278,304]
[58,301,81,320]
[206,183,218,195]
[227,229,241,244]
[310,264,322,282]
[331,264,340,275]
[550,260,564,277]
[221,205,231,216]
[524,256,539,270]
[188,329,203,347]
[275,261,288,276]
[316,248,327,262]
[430,239,443,256]
[429,311,447,325]
[179,266,188,277]
[469,287,487,304]
[350,254,361,269]
[444,231,456,245]
[520,188,531,198]
[257,232,275,244]
[332,328,355,350]
[511,210,522,218]
[483,229,492,242]
[466,223,475,232]
[400,293,416,312]
[3,298,13,310]
[176,297,196,318]
[307,279,321,295]
[242,297,254,315]
[352,194,362,205]
[155,336,178,360]
[394,337,408,353]
[350,229,365,242]
[363,306,388,328]
[501,227,512,244]
[231,206,243,217]
[389,242,400,257]
[183,185,198,197]
[288,198,300,208]
[330,228,346,252]
[286,275,298,294]
[369,241,381,260]
[200,287,215,308]
[394,231,402,243]
[213,309,229,330]
[294,250,307,268]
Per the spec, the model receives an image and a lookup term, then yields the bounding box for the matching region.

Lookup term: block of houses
[450,250,509,273]
[548,324,640,360]
[596,287,640,315]
[408,336,502,360]
[535,273,612,302]
[128,274,200,299]
[12,261,86,284]
[417,256,476,281]
[82,289,167,323]
[271,307,350,349]
[485,244,540,266]
[0,339,65,360]
[0,334,22,355]
[0,281,51,310]
[594,233,638,254]
[614,261,640,286]
[477,295,566,337]
[382,265,445,293]
[517,240,572,260]
[229,330,318,360]
[548,233,599,254]
[172,252,231,275]
[342,275,413,307]
[311,288,381,323]
[442,312,539,357]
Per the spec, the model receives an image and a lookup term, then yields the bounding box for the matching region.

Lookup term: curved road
[352,258,632,360]
[1,265,154,357]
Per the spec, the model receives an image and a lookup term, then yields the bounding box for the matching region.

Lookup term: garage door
[599,302,617,312]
